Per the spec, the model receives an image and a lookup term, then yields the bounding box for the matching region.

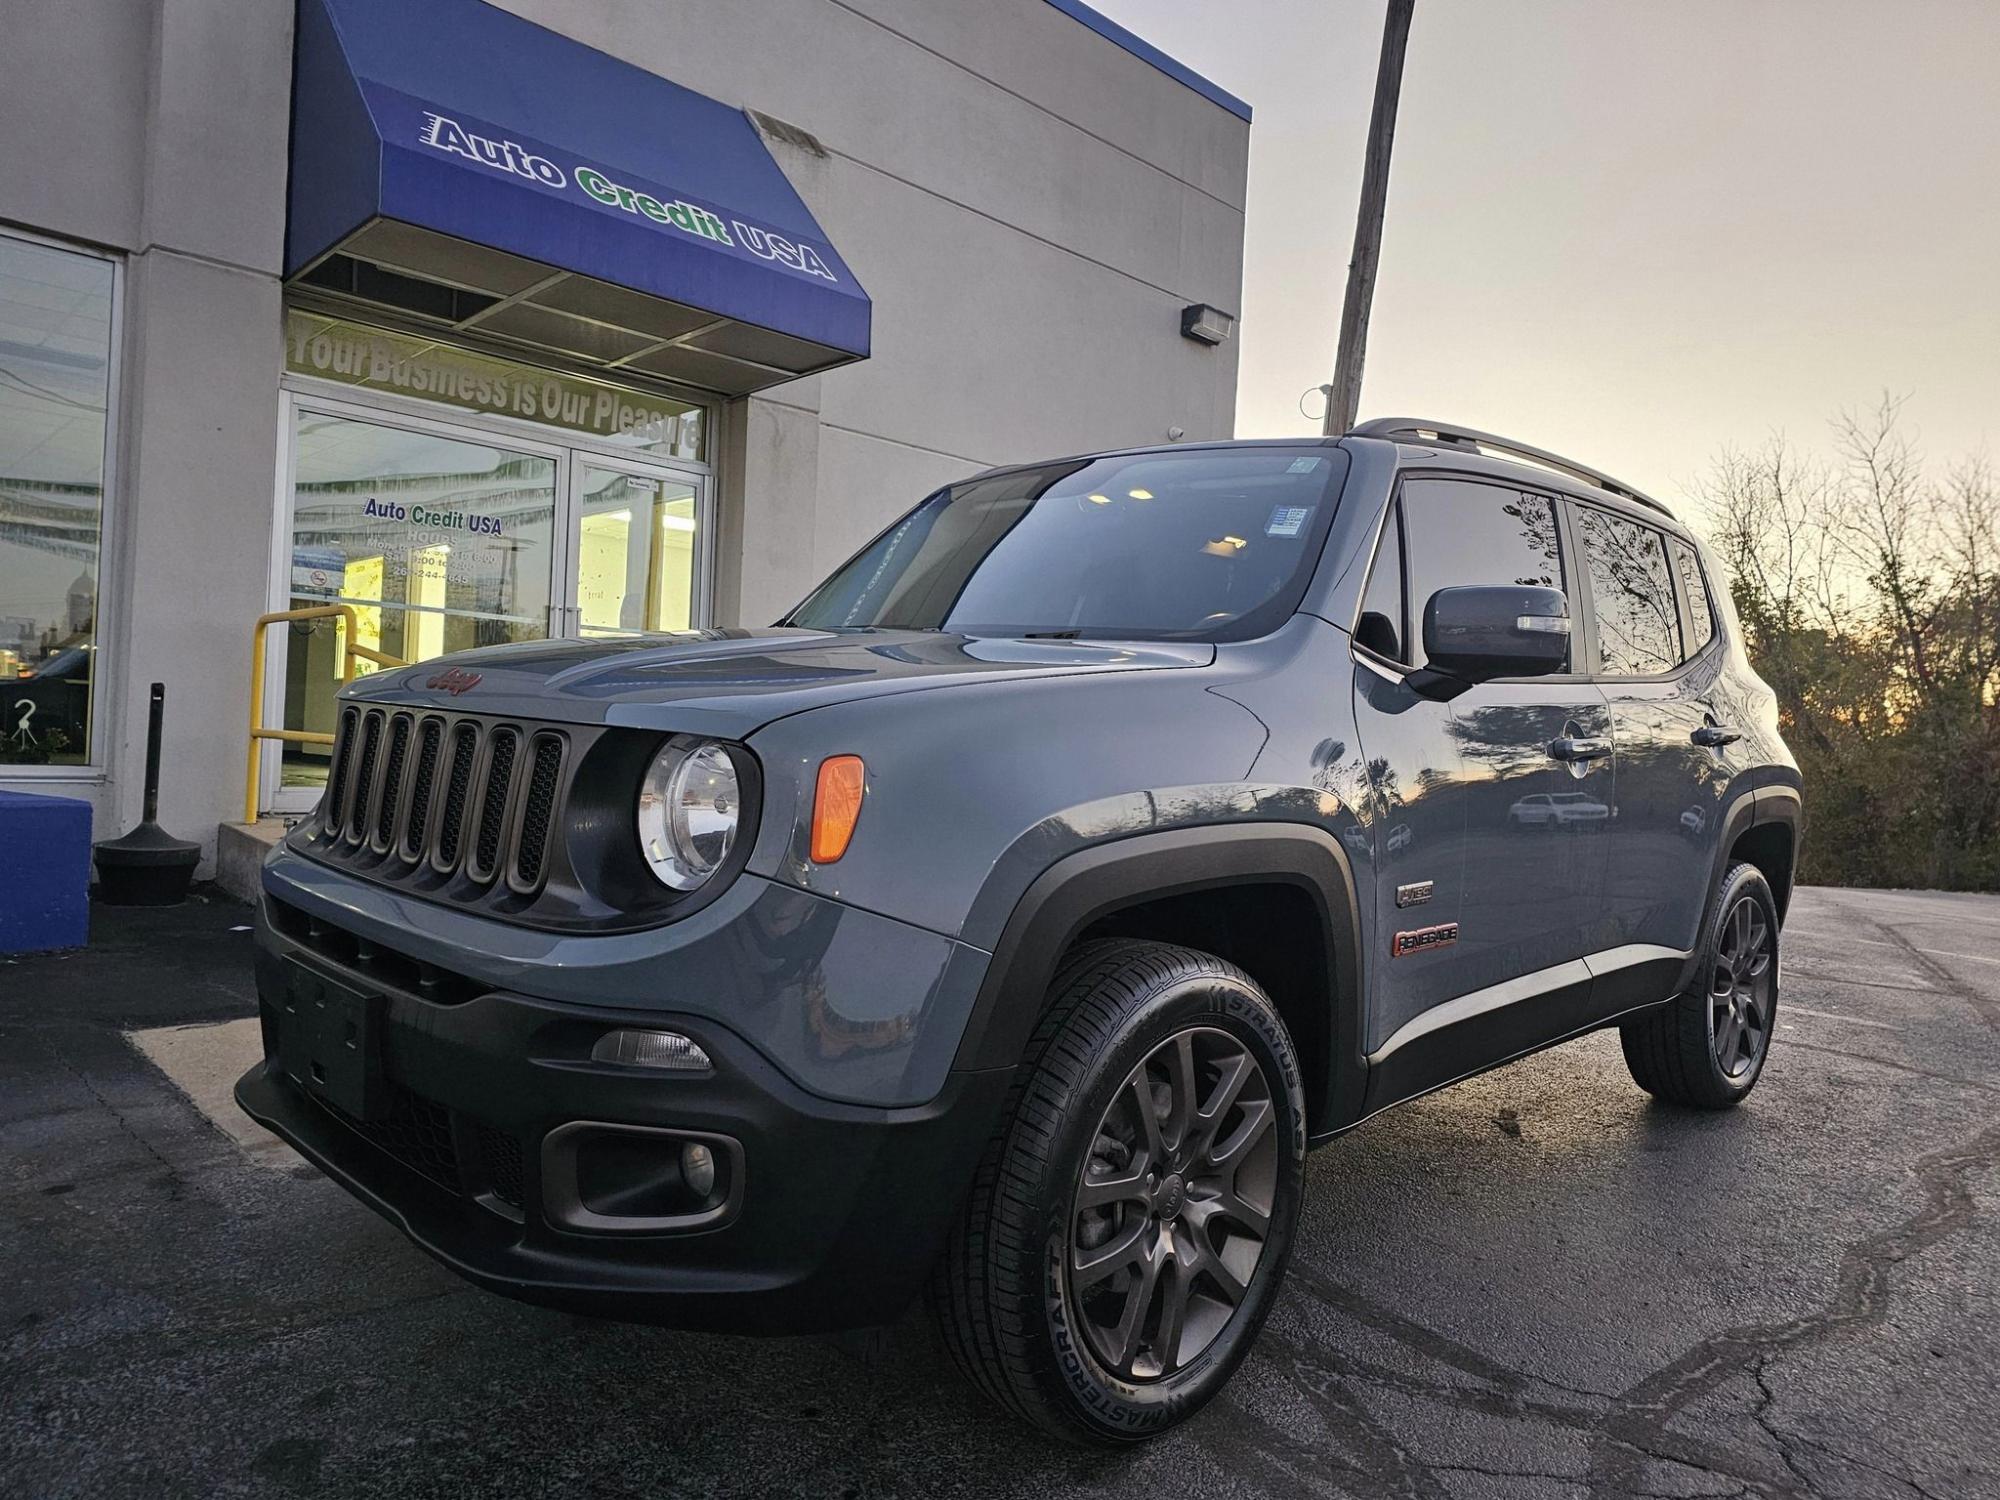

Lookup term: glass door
[566,459,707,638]
[268,400,561,811]
[260,399,711,817]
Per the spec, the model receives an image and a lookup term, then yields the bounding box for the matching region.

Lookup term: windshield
[787,446,1348,641]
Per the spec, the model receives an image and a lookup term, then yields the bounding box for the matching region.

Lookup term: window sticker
[1266,504,1314,538]
[1287,457,1322,474]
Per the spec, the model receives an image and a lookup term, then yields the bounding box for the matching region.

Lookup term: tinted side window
[1577,507,1681,676]
[1354,500,1405,661]
[1672,539,1716,656]
[1401,479,1565,669]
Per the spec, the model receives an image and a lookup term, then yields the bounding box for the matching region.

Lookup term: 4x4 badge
[1395,880,1434,908]
[426,667,483,696]
[1393,922,1459,958]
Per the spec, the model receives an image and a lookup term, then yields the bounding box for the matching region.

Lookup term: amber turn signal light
[811,755,866,864]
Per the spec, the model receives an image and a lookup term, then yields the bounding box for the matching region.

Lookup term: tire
[1620,862,1780,1108]
[932,938,1307,1445]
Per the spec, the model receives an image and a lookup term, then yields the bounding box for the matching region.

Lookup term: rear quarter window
[1672,538,1717,656]
[1576,506,1681,676]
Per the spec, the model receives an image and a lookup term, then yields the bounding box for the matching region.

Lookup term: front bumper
[237,910,1012,1333]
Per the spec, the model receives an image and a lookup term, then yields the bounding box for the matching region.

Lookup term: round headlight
[637,740,742,890]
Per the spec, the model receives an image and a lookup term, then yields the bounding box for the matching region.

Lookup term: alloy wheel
[1710,895,1775,1078]
[1066,1026,1278,1382]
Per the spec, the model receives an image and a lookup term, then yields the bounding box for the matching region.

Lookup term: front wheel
[932,939,1306,1444]
[1621,861,1780,1108]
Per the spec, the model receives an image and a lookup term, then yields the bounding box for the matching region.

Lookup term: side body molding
[949,824,1367,1136]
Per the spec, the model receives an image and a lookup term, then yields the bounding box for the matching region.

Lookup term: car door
[1346,490,1469,1055]
[1407,479,1617,989]
[1570,504,1731,998]
[1352,476,1615,1063]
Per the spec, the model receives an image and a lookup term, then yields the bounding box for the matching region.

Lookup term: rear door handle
[1691,724,1742,748]
[1549,736,1612,762]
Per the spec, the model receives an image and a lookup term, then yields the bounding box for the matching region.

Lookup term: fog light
[681,1141,717,1199]
[592,1029,712,1072]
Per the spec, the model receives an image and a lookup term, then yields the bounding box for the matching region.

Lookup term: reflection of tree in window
[1502,497,1560,587]
[1579,509,1680,675]
[1400,481,1564,669]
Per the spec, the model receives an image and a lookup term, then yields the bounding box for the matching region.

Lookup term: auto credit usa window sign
[376,89,845,286]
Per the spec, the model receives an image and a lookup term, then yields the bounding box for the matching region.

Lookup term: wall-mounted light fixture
[1180,303,1234,346]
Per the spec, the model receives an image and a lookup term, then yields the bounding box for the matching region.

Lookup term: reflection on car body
[1509,791,1611,827]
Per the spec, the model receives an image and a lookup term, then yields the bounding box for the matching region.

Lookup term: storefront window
[576,466,699,635]
[282,409,557,786]
[285,310,705,463]
[0,233,116,767]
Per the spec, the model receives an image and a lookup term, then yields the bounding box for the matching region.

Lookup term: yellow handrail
[245,606,409,823]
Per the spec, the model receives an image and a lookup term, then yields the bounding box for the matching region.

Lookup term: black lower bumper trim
[239,938,1011,1334]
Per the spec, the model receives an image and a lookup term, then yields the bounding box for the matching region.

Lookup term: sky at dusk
[1090,0,2000,522]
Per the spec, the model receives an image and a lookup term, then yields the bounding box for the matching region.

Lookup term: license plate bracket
[277,963,385,1120]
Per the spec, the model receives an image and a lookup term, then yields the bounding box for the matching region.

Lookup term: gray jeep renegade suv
[237,418,1801,1443]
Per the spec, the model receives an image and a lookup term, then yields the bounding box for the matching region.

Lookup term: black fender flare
[1754,783,1803,914]
[1675,782,1799,998]
[949,823,1367,1136]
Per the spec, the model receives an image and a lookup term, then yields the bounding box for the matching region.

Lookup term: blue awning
[288,0,870,394]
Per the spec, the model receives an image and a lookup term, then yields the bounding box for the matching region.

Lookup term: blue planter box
[0,789,92,953]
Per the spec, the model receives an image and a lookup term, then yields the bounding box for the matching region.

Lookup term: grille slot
[513,735,564,891]
[468,728,520,881]
[399,717,445,861]
[345,710,385,843]
[324,706,359,835]
[371,714,413,851]
[435,723,480,871]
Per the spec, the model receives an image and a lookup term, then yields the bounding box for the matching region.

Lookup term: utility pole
[1322,0,1416,436]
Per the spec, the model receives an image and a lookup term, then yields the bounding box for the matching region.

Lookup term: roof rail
[1346,417,1673,519]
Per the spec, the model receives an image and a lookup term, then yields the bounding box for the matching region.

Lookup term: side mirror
[1407,586,1570,699]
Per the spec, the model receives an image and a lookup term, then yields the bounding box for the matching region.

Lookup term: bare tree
[1697,401,2000,889]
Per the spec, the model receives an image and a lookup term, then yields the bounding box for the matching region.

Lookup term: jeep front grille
[310,707,568,897]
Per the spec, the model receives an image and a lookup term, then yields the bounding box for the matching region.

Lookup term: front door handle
[1691,724,1742,748]
[1549,736,1612,762]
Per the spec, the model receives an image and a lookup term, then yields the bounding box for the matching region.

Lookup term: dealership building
[0,0,1248,872]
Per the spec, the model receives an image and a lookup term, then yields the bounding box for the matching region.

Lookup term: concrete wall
[0,0,1247,864]
[0,0,295,865]
[497,0,1250,621]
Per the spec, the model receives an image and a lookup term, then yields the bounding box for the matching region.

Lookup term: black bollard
[92,682,202,906]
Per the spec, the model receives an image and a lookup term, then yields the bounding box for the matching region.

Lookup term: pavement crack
[1780,969,1939,997]
[1839,899,2000,1036]
[1751,1358,1816,1495]
[48,1042,186,1199]
[1583,1121,2000,1498]
[1284,1262,1617,1402]
[1258,1324,1454,1499]
[1777,1039,2000,1095]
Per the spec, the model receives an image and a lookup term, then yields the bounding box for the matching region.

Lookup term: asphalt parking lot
[3,885,1996,1500]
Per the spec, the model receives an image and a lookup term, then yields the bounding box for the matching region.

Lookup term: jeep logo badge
[426,667,483,696]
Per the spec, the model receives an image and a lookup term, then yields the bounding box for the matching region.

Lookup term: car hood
[339,627,1215,737]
